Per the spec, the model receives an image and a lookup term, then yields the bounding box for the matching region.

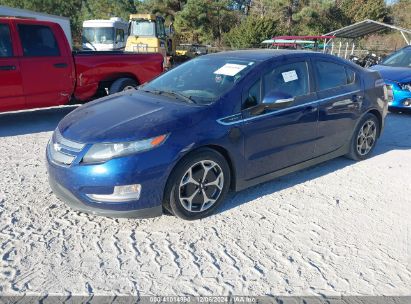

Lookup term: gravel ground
[0,107,411,297]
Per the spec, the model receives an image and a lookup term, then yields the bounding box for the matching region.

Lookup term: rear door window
[314,61,357,91]
[0,24,13,57]
[18,24,60,57]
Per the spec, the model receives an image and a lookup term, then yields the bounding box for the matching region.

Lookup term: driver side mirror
[250,91,294,116]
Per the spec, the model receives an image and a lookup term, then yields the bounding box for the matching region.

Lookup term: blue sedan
[371,45,411,112]
[46,50,389,220]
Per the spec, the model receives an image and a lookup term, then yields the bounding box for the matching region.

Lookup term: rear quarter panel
[73,52,163,101]
[362,69,388,131]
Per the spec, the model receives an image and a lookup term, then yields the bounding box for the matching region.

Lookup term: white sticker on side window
[214,64,247,76]
[282,70,298,82]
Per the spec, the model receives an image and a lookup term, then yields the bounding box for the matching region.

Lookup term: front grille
[49,129,85,166]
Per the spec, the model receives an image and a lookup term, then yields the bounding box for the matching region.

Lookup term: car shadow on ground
[217,112,411,214]
[0,105,79,137]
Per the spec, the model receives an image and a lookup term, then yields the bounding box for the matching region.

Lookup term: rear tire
[109,78,138,94]
[164,148,231,220]
[345,113,379,161]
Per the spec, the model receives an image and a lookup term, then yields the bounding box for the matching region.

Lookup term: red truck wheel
[109,78,138,94]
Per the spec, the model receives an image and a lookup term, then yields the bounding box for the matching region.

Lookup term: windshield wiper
[139,88,196,104]
[83,36,97,51]
[163,90,196,104]
[138,88,162,95]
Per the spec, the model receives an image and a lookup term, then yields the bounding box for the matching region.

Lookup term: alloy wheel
[356,120,377,156]
[178,160,224,212]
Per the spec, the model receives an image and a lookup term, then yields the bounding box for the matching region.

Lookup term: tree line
[1,0,410,48]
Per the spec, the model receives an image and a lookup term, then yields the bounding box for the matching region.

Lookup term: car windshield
[381,48,411,67]
[82,27,114,44]
[143,57,256,104]
[130,20,155,36]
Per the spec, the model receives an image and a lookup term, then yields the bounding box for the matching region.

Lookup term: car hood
[58,90,206,143]
[370,65,411,83]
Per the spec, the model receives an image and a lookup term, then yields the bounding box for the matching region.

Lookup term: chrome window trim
[217,90,360,126]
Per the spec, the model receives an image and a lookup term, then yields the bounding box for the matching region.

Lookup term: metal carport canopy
[325,19,411,45]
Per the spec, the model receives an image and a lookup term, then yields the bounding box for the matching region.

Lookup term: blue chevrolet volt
[47,50,389,220]
[371,45,411,112]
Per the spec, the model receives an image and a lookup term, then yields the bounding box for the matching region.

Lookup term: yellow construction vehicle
[176,43,208,58]
[125,14,176,67]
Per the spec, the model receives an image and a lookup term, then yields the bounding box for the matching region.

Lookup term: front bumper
[45,133,177,218]
[386,81,411,110]
[49,177,162,218]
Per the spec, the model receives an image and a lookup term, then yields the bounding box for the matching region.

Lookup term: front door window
[263,61,310,104]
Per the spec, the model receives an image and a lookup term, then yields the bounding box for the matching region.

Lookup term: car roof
[206,49,315,61]
[204,49,362,70]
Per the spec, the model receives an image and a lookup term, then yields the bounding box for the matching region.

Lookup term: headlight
[398,82,411,92]
[82,134,168,163]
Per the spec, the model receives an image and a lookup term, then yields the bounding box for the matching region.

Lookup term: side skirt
[235,143,350,192]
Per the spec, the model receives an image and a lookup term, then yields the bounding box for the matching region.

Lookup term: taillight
[383,84,393,102]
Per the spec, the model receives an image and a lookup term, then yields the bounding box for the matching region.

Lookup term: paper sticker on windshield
[282,70,298,82]
[214,64,247,76]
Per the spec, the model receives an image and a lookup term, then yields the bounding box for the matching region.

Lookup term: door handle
[303,105,316,113]
[54,63,68,68]
[0,65,16,71]
[351,95,364,102]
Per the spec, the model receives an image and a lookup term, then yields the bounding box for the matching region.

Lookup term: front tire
[346,113,379,161]
[165,148,231,220]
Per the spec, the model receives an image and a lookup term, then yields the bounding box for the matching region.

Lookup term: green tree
[293,0,349,34]
[318,2,351,31]
[0,0,400,48]
[340,0,391,23]
[80,0,138,21]
[0,0,140,43]
[174,0,238,45]
[224,15,279,48]
[174,0,210,43]
[211,0,240,45]
[392,0,411,28]
[0,0,83,36]
[139,0,187,23]
[229,0,251,14]
[249,0,310,35]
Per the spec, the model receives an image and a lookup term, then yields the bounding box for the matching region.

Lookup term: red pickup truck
[0,17,164,112]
